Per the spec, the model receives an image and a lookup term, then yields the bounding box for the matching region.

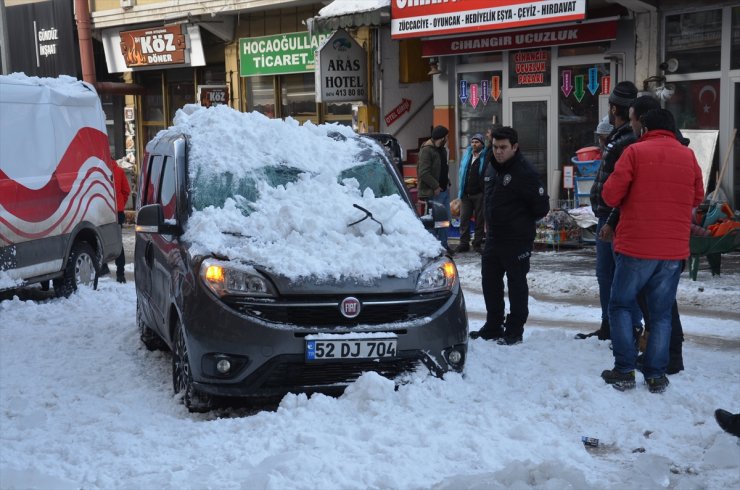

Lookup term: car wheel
[172,320,212,413]
[53,241,98,298]
[137,299,166,351]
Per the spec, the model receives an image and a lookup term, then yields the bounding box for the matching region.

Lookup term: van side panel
[0,75,120,286]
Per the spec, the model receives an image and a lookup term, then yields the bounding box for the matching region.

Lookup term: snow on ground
[1,261,739,489]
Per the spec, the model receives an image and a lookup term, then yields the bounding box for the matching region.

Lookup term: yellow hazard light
[205,265,225,283]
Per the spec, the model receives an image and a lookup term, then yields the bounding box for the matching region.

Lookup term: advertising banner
[421,20,617,57]
[392,0,586,39]
[119,25,186,68]
[239,32,330,77]
[6,0,79,77]
[198,85,229,107]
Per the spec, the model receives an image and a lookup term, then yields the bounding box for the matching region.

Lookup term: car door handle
[145,241,154,267]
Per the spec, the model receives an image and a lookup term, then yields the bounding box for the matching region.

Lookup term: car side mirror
[135,204,181,235]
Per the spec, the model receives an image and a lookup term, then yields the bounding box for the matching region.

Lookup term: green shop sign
[239,32,331,77]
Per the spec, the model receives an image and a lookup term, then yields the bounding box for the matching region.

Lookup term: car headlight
[416,258,457,292]
[200,258,277,298]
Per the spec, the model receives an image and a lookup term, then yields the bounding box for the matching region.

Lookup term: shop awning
[306,0,390,35]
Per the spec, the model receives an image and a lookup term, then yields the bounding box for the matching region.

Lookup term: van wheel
[172,320,212,413]
[138,299,166,351]
[53,242,98,298]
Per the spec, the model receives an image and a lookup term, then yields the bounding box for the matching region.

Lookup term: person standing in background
[417,125,454,255]
[111,161,130,283]
[577,81,642,341]
[456,133,487,254]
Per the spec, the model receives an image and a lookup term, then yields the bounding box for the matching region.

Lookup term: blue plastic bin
[571,156,600,177]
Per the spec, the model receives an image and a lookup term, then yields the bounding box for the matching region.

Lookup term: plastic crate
[571,156,600,177]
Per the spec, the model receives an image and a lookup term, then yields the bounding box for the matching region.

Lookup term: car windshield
[190,151,401,216]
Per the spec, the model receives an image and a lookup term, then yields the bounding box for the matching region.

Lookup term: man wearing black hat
[456,133,487,253]
[417,125,454,254]
[577,81,643,341]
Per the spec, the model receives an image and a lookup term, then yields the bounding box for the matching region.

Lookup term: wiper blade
[347,204,384,235]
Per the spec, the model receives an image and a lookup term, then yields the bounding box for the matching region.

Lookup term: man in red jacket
[112,162,130,282]
[600,109,703,393]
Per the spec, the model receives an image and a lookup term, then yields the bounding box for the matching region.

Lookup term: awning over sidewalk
[306,0,390,34]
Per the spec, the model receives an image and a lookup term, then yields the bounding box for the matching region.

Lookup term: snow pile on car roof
[173,105,442,281]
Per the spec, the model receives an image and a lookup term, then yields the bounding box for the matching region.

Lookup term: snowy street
[1,236,739,489]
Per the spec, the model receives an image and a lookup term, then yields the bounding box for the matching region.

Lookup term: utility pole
[0,0,11,74]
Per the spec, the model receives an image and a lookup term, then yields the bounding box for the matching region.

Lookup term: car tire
[137,299,166,351]
[172,319,212,413]
[53,241,98,298]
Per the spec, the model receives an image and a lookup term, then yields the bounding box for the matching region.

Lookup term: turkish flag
[689,80,720,129]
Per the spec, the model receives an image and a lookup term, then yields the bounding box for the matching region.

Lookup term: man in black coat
[470,127,550,345]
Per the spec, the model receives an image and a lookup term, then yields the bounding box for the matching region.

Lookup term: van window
[145,155,164,205]
[160,156,177,220]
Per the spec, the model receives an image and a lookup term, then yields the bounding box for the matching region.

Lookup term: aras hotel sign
[391,0,586,39]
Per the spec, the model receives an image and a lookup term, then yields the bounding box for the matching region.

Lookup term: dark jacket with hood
[484,150,550,250]
[589,121,636,219]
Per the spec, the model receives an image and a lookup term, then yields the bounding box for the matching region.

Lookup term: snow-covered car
[134,105,467,412]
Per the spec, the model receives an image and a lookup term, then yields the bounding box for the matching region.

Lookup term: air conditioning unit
[120,0,134,9]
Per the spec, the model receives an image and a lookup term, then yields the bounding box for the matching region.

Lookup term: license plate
[305,339,397,361]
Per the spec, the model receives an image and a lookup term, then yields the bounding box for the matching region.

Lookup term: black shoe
[470,325,504,341]
[445,247,456,256]
[497,335,523,346]
[715,409,740,437]
[116,275,126,284]
[473,245,483,254]
[601,369,636,391]
[646,375,669,393]
[455,243,470,253]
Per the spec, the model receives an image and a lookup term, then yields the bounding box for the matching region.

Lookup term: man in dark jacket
[470,127,550,345]
[578,81,642,341]
[417,125,453,254]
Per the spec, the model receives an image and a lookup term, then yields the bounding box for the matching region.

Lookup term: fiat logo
[340,297,361,319]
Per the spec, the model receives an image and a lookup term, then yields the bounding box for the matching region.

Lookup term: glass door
[507,96,551,193]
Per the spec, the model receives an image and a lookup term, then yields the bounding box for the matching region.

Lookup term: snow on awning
[306,0,390,35]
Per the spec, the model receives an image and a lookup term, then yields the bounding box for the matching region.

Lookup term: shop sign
[198,85,229,107]
[421,20,617,57]
[509,49,550,88]
[119,25,186,68]
[392,0,585,39]
[239,32,330,77]
[563,165,574,189]
[315,29,368,103]
[385,98,412,126]
[5,0,78,76]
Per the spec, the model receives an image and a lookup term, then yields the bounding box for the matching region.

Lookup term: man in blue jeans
[600,109,703,393]
[577,81,642,340]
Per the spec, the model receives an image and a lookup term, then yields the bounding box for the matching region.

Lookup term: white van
[0,74,122,296]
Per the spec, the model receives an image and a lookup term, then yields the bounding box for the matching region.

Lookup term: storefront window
[141,73,165,122]
[246,76,276,118]
[732,7,740,70]
[665,79,720,130]
[456,71,503,152]
[557,64,609,173]
[281,73,317,121]
[508,49,550,88]
[665,10,722,74]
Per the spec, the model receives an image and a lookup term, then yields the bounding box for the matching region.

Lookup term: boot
[666,336,684,375]
[715,409,740,437]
